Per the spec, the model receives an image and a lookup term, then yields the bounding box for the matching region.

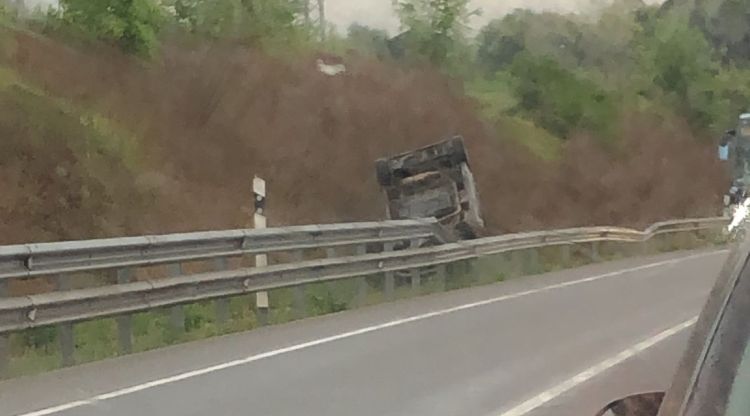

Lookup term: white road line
[496,317,698,416]
[15,251,721,416]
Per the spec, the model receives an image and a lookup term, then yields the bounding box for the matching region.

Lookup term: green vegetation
[10,0,747,150]
[346,23,389,58]
[391,0,475,68]
[52,0,165,56]
[633,16,729,133]
[495,115,563,161]
[0,76,140,174]
[5,0,749,150]
[465,0,750,155]
[0,60,147,241]
[0,0,20,24]
[165,0,309,46]
[508,53,618,140]
[661,0,750,65]
[0,0,743,377]
[465,72,516,118]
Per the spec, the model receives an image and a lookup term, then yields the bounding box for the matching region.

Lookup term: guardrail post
[526,249,541,274]
[409,239,421,293]
[56,275,75,367]
[677,230,691,249]
[383,242,395,301]
[560,244,571,266]
[670,231,680,250]
[213,258,230,326]
[0,331,7,379]
[167,264,186,333]
[510,250,523,277]
[435,264,447,292]
[694,223,706,242]
[0,279,8,378]
[355,245,368,308]
[116,268,134,355]
[591,241,601,262]
[641,238,653,257]
[411,268,421,293]
[291,251,307,320]
[255,251,269,326]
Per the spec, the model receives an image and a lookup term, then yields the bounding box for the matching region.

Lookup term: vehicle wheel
[447,136,468,165]
[375,158,394,186]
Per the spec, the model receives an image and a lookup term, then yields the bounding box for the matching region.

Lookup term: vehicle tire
[375,158,394,186]
[447,136,468,165]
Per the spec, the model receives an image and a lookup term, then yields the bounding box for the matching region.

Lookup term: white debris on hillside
[317,59,346,76]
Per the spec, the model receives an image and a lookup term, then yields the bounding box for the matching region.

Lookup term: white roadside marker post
[253,176,270,326]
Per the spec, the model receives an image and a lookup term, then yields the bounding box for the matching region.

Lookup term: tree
[55,0,164,56]
[477,11,588,76]
[659,0,750,63]
[391,0,476,66]
[165,0,307,45]
[347,23,389,58]
[575,3,641,83]
[709,0,750,62]
[509,52,617,140]
[477,6,643,83]
[634,17,729,132]
[476,12,527,73]
[0,0,28,23]
[0,1,7,21]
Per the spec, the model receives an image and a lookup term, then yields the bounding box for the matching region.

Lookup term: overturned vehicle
[375,136,485,241]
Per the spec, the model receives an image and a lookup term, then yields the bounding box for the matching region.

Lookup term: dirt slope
[0,30,727,243]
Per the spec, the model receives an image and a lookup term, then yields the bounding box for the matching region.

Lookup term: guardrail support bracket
[116,269,134,355]
[0,334,8,379]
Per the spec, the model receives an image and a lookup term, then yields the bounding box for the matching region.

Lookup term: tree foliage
[55,0,164,56]
[474,0,750,141]
[50,0,309,54]
[661,0,750,63]
[476,12,527,73]
[0,0,22,23]
[347,23,389,58]
[634,16,730,132]
[509,53,617,140]
[392,0,475,66]
[477,5,640,82]
[165,0,307,44]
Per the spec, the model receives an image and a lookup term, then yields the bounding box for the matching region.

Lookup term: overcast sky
[329,0,593,34]
[24,0,663,35]
[326,0,664,34]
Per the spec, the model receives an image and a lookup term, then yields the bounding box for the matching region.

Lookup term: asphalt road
[0,250,726,416]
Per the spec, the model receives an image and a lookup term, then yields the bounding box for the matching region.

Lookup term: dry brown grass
[0,29,728,244]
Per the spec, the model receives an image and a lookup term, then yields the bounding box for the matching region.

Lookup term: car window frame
[658,241,750,416]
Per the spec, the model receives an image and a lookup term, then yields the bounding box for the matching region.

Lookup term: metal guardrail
[0,216,729,376]
[645,217,729,235]
[0,219,441,280]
